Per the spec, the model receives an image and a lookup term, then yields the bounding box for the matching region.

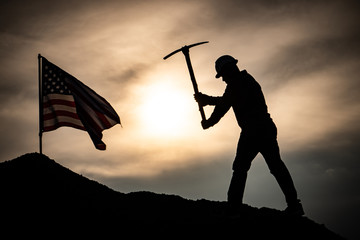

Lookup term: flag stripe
[43,94,75,108]
[43,105,77,115]
[43,94,74,101]
[43,99,76,108]
[43,120,86,131]
[43,115,84,128]
[43,110,80,121]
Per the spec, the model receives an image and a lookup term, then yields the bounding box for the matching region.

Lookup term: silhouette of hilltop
[0,153,346,239]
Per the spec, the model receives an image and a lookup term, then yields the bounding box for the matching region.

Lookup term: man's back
[222,70,271,130]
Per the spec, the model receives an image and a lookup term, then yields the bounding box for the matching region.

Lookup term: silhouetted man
[194,55,304,215]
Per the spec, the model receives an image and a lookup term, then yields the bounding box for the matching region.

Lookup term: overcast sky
[1,0,359,238]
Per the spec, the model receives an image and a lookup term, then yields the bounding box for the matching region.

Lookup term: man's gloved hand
[201,119,212,130]
[194,92,212,107]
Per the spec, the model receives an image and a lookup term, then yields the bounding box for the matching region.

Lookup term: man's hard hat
[215,55,238,78]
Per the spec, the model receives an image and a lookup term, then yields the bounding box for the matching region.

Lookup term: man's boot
[284,199,304,216]
[227,171,247,208]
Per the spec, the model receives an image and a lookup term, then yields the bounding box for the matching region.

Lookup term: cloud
[262,32,360,88]
[1,1,360,238]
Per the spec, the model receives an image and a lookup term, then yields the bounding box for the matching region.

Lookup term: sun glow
[138,81,195,139]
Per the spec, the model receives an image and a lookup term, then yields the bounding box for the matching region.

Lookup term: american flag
[41,57,121,150]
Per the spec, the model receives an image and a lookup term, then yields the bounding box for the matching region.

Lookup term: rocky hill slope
[0,153,345,239]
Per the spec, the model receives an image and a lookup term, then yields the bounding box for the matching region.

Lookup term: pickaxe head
[163,41,209,60]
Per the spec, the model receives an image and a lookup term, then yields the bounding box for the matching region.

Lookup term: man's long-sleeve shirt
[207,70,272,132]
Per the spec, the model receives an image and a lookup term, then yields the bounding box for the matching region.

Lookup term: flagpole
[38,54,43,155]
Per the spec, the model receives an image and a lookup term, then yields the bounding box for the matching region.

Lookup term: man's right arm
[203,97,231,129]
[200,86,233,129]
[194,92,222,106]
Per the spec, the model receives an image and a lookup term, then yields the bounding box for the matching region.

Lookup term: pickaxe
[163,41,209,121]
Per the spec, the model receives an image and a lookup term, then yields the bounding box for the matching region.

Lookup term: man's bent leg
[227,170,247,205]
[228,135,258,206]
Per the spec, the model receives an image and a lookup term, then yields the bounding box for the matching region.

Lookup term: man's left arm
[201,88,232,129]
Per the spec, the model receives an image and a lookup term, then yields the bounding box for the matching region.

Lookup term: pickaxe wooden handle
[163,41,209,121]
